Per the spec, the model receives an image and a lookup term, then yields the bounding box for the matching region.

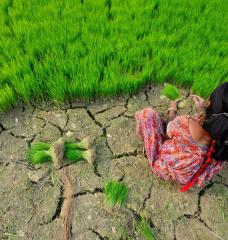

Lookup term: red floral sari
[135,108,226,187]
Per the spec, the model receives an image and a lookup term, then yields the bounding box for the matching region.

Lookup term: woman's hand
[170,100,178,110]
[190,95,205,112]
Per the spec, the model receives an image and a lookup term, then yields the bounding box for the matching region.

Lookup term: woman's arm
[167,100,178,121]
[165,100,178,138]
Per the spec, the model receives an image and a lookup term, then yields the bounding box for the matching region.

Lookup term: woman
[135,82,228,191]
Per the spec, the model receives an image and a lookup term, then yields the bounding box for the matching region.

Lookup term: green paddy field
[0,0,227,110]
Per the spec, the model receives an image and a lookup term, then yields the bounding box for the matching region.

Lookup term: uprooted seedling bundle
[27,136,96,168]
[161,83,192,109]
[104,180,128,208]
[162,83,180,101]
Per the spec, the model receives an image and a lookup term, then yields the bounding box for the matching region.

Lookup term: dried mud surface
[0,85,227,240]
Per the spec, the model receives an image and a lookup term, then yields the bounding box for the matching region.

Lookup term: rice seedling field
[0,0,227,111]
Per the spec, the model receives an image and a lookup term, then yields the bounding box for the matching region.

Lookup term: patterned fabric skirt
[135,108,165,165]
[135,107,176,182]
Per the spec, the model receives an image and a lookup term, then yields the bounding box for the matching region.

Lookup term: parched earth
[0,85,227,240]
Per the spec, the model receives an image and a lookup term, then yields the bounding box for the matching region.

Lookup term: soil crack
[197,182,214,216]
[93,106,113,115]
[176,214,225,240]
[198,218,225,240]
[52,185,64,221]
[112,150,140,159]
[0,122,14,131]
[72,188,104,198]
[93,161,103,178]
[9,132,27,139]
[89,228,109,240]
[15,159,35,171]
[0,122,6,132]
[36,116,64,136]
[86,108,114,157]
[86,108,103,128]
[137,184,152,214]
[26,135,37,147]
[118,173,125,182]
[144,90,150,105]
[102,128,114,156]
[65,111,69,128]
[109,109,128,121]
[124,96,131,110]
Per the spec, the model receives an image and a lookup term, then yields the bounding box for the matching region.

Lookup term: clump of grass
[27,142,52,164]
[104,180,128,208]
[162,84,180,100]
[134,217,156,240]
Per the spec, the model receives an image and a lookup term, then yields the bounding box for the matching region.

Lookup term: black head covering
[202,82,228,160]
[206,82,228,116]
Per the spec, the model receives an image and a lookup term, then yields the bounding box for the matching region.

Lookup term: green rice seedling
[65,149,96,164]
[64,137,93,150]
[0,85,17,111]
[29,151,52,164]
[64,149,84,161]
[27,142,52,164]
[104,180,128,208]
[29,142,51,152]
[162,84,180,101]
[134,217,156,240]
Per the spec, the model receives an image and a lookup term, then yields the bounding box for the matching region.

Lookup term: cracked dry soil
[0,85,227,240]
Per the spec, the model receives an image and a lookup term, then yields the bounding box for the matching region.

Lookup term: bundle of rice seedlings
[65,149,96,164]
[27,139,65,167]
[64,136,93,150]
[104,180,128,208]
[162,84,180,101]
[27,142,52,164]
[27,137,95,166]
[134,217,156,240]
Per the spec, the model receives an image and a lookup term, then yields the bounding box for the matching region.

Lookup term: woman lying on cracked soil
[135,82,228,192]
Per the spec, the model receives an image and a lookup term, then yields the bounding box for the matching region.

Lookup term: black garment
[206,82,228,116]
[202,82,228,160]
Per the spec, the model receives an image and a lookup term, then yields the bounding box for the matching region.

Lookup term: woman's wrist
[167,100,178,121]
[167,107,177,113]
[167,108,177,121]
